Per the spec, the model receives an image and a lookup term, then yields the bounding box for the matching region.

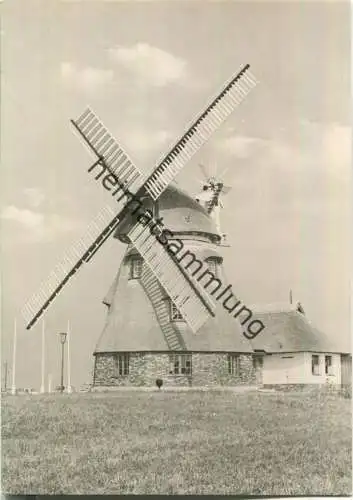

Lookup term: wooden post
[11,319,17,395]
[3,360,8,392]
[67,320,72,393]
[40,320,45,393]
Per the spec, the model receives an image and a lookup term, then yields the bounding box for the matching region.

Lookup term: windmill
[21,64,258,336]
[195,162,232,242]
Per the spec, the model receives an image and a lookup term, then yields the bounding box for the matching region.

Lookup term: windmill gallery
[88,158,265,341]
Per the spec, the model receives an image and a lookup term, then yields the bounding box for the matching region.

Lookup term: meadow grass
[1,390,351,495]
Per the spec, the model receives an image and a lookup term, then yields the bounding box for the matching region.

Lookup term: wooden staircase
[140,266,186,351]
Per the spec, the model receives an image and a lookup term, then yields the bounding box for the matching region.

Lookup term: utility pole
[40,320,45,393]
[58,332,67,393]
[67,320,72,393]
[11,319,17,395]
[3,360,8,392]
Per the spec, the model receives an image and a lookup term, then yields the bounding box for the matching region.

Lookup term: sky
[1,0,351,390]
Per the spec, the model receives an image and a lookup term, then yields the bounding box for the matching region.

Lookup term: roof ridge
[250,302,298,313]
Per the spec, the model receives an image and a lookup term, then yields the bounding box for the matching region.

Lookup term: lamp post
[58,332,67,393]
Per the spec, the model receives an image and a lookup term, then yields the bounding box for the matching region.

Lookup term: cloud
[108,43,188,87]
[301,121,351,182]
[1,205,77,242]
[217,135,266,159]
[1,206,43,229]
[252,121,351,191]
[124,128,173,153]
[23,188,45,208]
[60,62,114,94]
[209,120,351,235]
[217,121,350,185]
[112,125,174,167]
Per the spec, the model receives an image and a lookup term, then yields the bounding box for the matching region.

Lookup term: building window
[325,355,333,375]
[169,354,192,375]
[130,257,142,279]
[170,300,184,322]
[228,354,241,376]
[114,353,129,376]
[312,354,320,376]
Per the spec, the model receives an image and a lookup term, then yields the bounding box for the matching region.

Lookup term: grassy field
[1,390,351,495]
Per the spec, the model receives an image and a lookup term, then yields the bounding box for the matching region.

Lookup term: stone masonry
[93,352,258,387]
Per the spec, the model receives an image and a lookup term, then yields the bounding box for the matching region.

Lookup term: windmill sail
[128,221,216,332]
[71,109,147,194]
[22,64,257,332]
[144,64,257,200]
[22,205,122,329]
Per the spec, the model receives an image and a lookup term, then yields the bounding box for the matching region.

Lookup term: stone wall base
[93,352,260,388]
[91,385,257,393]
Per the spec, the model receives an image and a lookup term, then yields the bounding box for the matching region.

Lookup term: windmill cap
[114,183,220,242]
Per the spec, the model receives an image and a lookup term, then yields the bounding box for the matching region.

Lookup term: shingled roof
[247,304,347,354]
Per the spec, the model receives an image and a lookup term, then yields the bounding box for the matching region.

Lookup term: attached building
[248,304,351,388]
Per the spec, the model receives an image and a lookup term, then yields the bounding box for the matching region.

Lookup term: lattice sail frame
[127,222,215,332]
[22,64,258,332]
